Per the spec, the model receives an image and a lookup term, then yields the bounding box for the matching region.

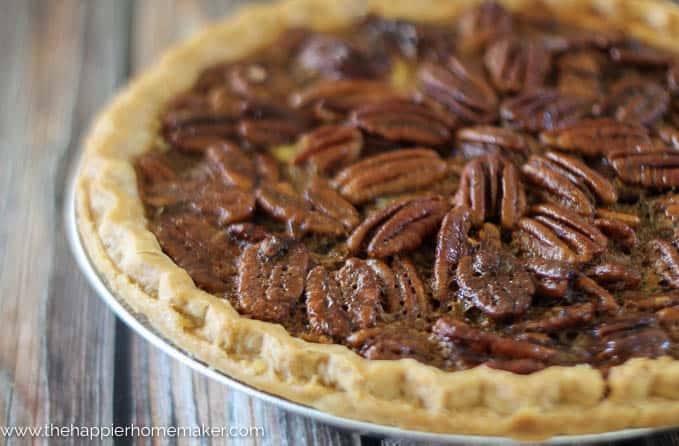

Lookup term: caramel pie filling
[135,2,679,374]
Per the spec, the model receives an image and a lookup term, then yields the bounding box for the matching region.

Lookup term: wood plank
[0,0,35,433]
[643,431,679,446]
[0,0,131,444]
[47,2,134,442]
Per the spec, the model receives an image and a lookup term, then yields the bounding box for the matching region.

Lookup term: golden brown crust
[75,0,679,439]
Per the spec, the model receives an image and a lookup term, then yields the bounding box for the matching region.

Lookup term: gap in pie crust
[77,0,679,439]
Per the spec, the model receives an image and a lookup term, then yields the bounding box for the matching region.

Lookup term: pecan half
[206,143,256,190]
[306,258,387,339]
[651,239,679,289]
[594,210,639,250]
[334,148,448,204]
[293,125,363,174]
[228,62,293,102]
[525,258,576,299]
[456,125,529,159]
[525,257,576,281]
[363,259,401,313]
[456,248,534,319]
[515,204,607,264]
[593,318,670,362]
[626,291,679,311]
[605,76,669,125]
[501,89,587,132]
[454,154,526,228]
[161,105,237,152]
[610,45,672,67]
[351,99,454,145]
[347,325,437,362]
[391,256,431,319]
[357,258,413,317]
[297,35,388,79]
[207,143,279,189]
[153,214,239,293]
[608,149,679,188]
[514,303,595,333]
[539,118,651,156]
[484,37,550,93]
[238,116,307,147]
[305,266,352,339]
[190,182,256,225]
[458,1,513,51]
[576,274,619,313]
[140,180,191,209]
[361,16,455,61]
[587,262,641,291]
[255,182,345,236]
[136,151,177,185]
[433,206,473,302]
[433,316,559,361]
[290,79,398,122]
[557,50,604,102]
[418,57,498,124]
[303,178,359,231]
[140,174,256,224]
[596,208,641,227]
[237,236,309,322]
[347,194,448,258]
[522,151,617,214]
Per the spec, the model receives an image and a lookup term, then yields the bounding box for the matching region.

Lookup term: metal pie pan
[65,158,669,445]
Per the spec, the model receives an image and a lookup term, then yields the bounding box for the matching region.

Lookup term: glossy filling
[135,2,679,374]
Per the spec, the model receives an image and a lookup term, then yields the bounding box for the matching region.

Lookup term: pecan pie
[76,0,679,439]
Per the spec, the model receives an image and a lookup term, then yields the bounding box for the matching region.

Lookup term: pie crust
[75,0,679,439]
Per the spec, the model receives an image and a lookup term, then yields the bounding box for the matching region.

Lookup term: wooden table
[1,0,678,444]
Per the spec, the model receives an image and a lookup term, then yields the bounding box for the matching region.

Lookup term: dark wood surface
[0,0,678,444]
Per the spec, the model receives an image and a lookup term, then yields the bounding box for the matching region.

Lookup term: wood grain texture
[0,0,123,445]
[0,0,677,445]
